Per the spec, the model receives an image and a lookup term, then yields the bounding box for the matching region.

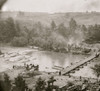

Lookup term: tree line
[0,73,30,91]
[0,17,100,51]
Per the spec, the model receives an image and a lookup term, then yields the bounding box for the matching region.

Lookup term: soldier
[0,50,2,55]
[59,71,61,76]
[80,76,82,81]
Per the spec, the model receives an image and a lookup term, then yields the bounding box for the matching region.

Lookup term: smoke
[68,28,84,46]
[1,0,100,13]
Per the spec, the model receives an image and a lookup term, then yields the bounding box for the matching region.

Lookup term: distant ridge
[1,11,100,27]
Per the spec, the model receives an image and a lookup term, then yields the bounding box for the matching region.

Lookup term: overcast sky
[1,0,100,13]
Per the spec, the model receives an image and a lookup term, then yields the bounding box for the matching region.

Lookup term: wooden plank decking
[61,52,100,75]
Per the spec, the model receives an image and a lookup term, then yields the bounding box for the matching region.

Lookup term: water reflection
[1,50,99,78]
[31,51,88,71]
[30,51,100,78]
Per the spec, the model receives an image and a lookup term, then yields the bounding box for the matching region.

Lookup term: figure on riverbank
[59,71,61,76]
[80,76,82,81]
[34,65,39,71]
[26,64,29,70]
[0,50,3,55]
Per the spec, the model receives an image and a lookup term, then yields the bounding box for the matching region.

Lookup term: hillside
[1,11,100,27]
[0,11,100,49]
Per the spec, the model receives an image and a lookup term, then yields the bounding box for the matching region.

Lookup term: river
[28,51,99,78]
[1,47,100,78]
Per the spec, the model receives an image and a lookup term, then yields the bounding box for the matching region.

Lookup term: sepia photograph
[0,0,100,91]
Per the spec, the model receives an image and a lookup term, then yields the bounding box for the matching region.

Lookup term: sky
[1,0,100,13]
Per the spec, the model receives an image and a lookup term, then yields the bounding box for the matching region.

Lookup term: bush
[3,73,12,91]
[11,36,28,47]
[14,75,28,91]
[35,77,46,91]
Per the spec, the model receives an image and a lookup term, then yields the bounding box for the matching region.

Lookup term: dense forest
[0,13,100,52]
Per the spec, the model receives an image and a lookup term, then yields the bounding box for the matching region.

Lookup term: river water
[29,51,99,78]
[1,47,100,78]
